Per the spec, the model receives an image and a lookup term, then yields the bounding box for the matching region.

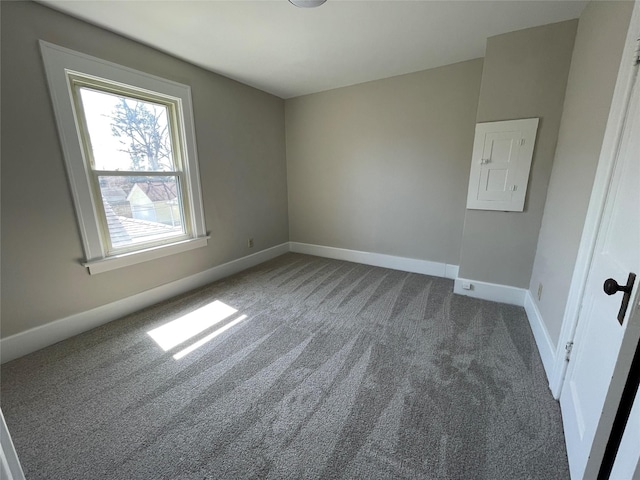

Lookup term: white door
[478,130,523,203]
[466,118,538,212]
[610,374,640,479]
[560,64,640,479]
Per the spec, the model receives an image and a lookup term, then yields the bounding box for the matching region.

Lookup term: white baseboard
[0,243,289,364]
[444,264,459,280]
[453,277,526,306]
[2,240,554,382]
[290,242,459,279]
[523,291,557,389]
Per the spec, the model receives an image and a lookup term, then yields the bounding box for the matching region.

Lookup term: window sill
[82,236,209,275]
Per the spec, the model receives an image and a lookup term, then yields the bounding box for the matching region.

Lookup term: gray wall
[286,60,483,265]
[529,1,633,347]
[457,20,577,288]
[1,2,289,337]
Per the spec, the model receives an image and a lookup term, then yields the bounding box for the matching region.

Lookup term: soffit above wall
[38,0,587,99]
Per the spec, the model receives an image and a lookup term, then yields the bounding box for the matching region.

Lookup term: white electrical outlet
[537,283,543,301]
[462,281,472,290]
[248,238,254,248]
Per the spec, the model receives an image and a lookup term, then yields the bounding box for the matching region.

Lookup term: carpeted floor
[1,253,569,479]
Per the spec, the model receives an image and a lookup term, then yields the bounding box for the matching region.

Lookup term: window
[73,80,189,252]
[40,41,208,274]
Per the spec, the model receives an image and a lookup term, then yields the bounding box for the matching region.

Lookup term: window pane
[79,88,175,172]
[99,176,185,250]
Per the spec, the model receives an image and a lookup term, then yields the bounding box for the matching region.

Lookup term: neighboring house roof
[127,181,178,203]
[101,187,128,204]
[103,197,181,248]
[117,217,181,246]
[103,200,131,245]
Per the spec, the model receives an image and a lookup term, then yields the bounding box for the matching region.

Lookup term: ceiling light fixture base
[289,0,327,8]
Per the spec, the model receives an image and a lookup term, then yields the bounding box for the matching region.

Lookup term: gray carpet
[1,253,569,479]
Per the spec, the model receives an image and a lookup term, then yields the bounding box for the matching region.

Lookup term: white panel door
[466,118,538,211]
[477,131,522,202]
[560,70,640,479]
[610,387,640,479]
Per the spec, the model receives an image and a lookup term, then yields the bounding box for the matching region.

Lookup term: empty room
[1,0,639,479]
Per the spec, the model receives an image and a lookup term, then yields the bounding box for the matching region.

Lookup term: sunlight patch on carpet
[173,314,249,360]
[147,300,237,351]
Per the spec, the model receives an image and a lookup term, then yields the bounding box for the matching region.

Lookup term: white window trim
[40,41,208,274]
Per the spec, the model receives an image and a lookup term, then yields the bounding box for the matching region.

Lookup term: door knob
[604,278,633,295]
[603,273,636,325]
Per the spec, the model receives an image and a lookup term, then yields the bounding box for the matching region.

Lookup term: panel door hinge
[565,341,574,362]
[635,38,640,66]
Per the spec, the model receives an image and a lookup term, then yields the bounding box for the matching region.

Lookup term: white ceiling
[39,0,587,99]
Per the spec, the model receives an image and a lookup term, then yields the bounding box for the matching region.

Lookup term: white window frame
[40,41,208,275]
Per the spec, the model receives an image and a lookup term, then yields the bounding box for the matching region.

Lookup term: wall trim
[445,264,460,280]
[289,242,459,279]
[523,290,557,388]
[0,241,551,372]
[453,277,526,306]
[0,243,289,364]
